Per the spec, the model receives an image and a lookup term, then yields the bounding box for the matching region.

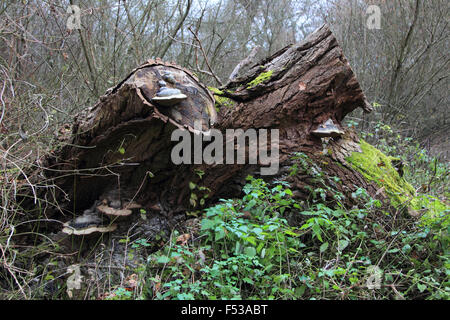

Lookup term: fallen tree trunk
[39,24,385,230]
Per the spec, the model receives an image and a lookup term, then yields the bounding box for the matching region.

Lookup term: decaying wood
[38,24,385,228]
[188,24,380,206]
[42,59,217,217]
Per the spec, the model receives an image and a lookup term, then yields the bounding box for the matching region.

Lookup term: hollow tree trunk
[40,24,384,225]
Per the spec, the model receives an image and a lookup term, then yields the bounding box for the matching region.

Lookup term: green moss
[346,140,449,219]
[208,86,235,109]
[208,86,223,95]
[246,70,273,88]
[346,140,416,208]
[412,195,448,216]
[416,195,450,228]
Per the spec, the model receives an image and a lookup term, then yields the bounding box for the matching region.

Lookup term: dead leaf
[153,275,161,295]
[124,273,138,290]
[66,264,83,299]
[375,187,385,196]
[176,233,191,245]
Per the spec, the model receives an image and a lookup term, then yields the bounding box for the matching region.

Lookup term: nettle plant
[143,175,448,300]
[145,177,307,299]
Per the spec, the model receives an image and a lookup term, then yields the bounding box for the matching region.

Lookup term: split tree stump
[40,24,385,225]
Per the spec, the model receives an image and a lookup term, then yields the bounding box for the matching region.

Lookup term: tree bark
[40,24,384,225]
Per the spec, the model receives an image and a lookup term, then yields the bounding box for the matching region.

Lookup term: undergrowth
[360,121,448,200]
[140,176,448,300]
[1,117,448,300]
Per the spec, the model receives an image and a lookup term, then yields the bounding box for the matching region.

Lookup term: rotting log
[43,59,217,218]
[38,24,386,231]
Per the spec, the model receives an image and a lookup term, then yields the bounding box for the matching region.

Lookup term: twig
[167,34,199,49]
[0,72,7,126]
[159,0,192,59]
[426,157,438,192]
[0,242,28,299]
[188,26,223,86]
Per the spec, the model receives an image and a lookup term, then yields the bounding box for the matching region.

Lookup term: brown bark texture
[40,24,385,225]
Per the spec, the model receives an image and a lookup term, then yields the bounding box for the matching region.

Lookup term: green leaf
[244,246,256,257]
[417,283,427,292]
[235,242,241,254]
[201,219,216,231]
[320,242,329,253]
[260,248,266,258]
[44,274,54,281]
[244,199,257,210]
[256,242,264,253]
[252,227,263,236]
[239,225,249,233]
[338,240,349,251]
[312,224,323,242]
[157,255,170,264]
[215,227,225,241]
[243,236,257,246]
[285,229,299,237]
[402,244,411,253]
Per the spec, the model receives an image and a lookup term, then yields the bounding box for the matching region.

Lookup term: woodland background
[0,0,448,299]
[1,0,448,158]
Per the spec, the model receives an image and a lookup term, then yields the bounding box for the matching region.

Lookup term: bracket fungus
[311,119,344,138]
[97,204,132,218]
[62,221,117,236]
[123,201,142,210]
[162,71,176,84]
[152,87,187,107]
[62,208,117,236]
